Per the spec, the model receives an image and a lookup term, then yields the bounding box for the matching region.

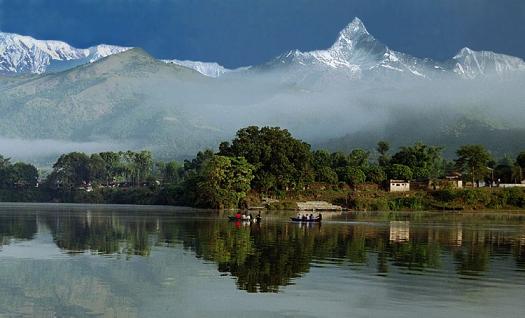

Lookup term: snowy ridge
[1,18,525,79]
[452,47,525,79]
[163,59,230,77]
[269,18,525,79]
[271,18,435,78]
[0,31,130,74]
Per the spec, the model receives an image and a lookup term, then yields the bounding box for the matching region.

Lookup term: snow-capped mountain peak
[2,18,525,80]
[270,18,428,78]
[330,17,372,52]
[0,31,130,74]
[86,44,131,63]
[266,18,525,80]
[163,59,230,77]
[452,47,525,78]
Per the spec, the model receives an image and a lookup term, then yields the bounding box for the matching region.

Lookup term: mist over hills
[0,18,524,163]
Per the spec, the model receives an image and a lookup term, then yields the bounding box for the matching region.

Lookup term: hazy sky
[0,0,524,68]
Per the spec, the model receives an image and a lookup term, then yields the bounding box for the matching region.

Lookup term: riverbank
[247,187,525,212]
[1,186,524,212]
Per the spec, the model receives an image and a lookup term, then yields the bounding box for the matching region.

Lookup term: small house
[389,180,410,192]
[429,173,463,190]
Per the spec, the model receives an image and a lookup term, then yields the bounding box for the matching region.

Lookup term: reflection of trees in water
[42,212,155,256]
[162,219,525,291]
[0,213,37,246]
[512,228,525,269]
[2,211,525,292]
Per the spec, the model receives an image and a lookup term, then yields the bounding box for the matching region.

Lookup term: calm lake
[0,204,524,317]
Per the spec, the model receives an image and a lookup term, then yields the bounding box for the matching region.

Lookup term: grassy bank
[246,186,525,212]
[0,186,524,212]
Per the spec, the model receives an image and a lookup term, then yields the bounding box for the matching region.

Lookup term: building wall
[499,184,525,188]
[389,182,410,192]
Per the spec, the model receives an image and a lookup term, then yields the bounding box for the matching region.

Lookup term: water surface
[0,203,524,317]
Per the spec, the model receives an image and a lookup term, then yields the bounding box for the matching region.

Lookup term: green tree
[99,151,122,185]
[0,155,10,169]
[122,151,153,186]
[0,155,12,188]
[348,149,370,169]
[516,152,525,181]
[162,161,183,184]
[89,154,107,185]
[377,141,390,167]
[48,152,92,189]
[219,126,313,192]
[494,156,514,184]
[330,152,350,169]
[184,149,215,173]
[133,151,153,186]
[316,166,338,184]
[196,155,254,208]
[391,143,444,180]
[387,164,413,181]
[455,145,492,187]
[346,167,366,190]
[365,164,387,184]
[312,150,337,183]
[10,162,39,187]
[336,166,366,189]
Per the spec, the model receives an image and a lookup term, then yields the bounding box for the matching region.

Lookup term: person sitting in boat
[235,212,242,220]
[302,214,307,221]
[309,213,314,220]
[242,213,248,220]
[296,212,302,219]
[256,212,262,222]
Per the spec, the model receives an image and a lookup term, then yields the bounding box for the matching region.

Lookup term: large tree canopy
[0,156,38,189]
[455,145,492,186]
[47,150,155,189]
[219,126,314,192]
[196,155,254,209]
[391,143,444,180]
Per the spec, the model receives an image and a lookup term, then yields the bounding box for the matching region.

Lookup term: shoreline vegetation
[0,126,524,212]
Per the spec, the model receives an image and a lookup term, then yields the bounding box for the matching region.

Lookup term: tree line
[0,126,524,208]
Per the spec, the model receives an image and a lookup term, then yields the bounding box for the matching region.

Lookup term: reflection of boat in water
[290,217,321,223]
[228,216,261,222]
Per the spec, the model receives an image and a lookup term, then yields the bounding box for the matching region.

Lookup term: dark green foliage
[387,164,413,180]
[455,145,492,186]
[390,143,444,180]
[377,141,390,167]
[365,164,387,184]
[494,157,514,183]
[338,167,366,189]
[0,156,38,189]
[194,156,254,209]
[47,150,155,189]
[388,196,425,211]
[312,150,338,183]
[315,166,339,184]
[432,188,457,202]
[516,152,525,169]
[348,149,370,168]
[1,125,525,211]
[104,188,159,205]
[159,161,183,184]
[219,126,314,192]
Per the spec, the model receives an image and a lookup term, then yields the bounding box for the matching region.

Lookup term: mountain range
[2,18,524,79]
[0,18,524,162]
